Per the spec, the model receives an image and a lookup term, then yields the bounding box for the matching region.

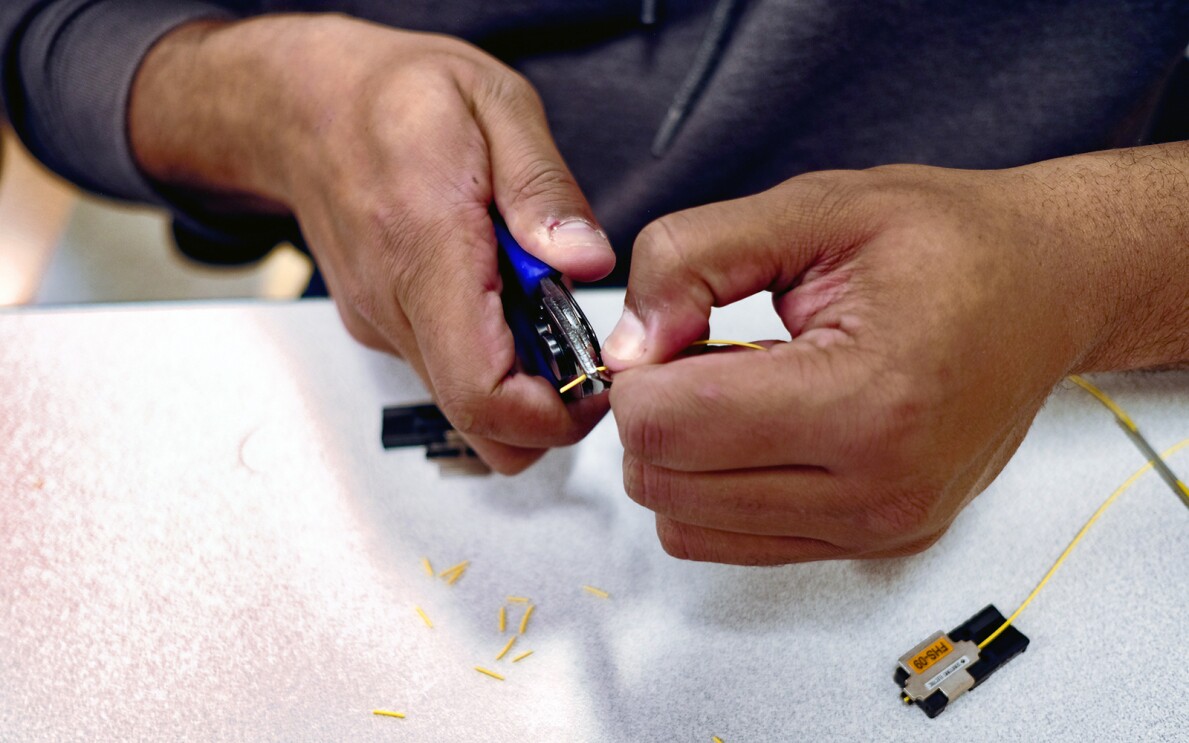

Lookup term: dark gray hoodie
[4,1,1188,283]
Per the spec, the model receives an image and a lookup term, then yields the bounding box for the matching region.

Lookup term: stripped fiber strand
[712,737,725,743]
[582,585,610,599]
[507,596,530,603]
[495,636,517,661]
[518,604,536,635]
[564,338,767,395]
[499,606,507,633]
[475,666,505,681]
[512,650,534,663]
[690,339,766,351]
[558,366,609,395]
[415,606,433,629]
[373,710,405,719]
[420,557,434,577]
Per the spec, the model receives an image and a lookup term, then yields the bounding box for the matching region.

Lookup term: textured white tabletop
[1,293,1186,742]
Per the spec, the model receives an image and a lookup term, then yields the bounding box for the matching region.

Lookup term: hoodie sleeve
[1,0,237,205]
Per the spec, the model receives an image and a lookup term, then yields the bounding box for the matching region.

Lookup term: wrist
[1007,146,1189,373]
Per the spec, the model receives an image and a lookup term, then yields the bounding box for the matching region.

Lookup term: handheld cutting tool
[381,211,610,472]
[492,213,612,398]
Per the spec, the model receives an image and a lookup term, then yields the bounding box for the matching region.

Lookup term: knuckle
[631,212,713,298]
[341,317,384,351]
[842,368,934,469]
[867,529,946,559]
[368,62,458,126]
[634,214,692,274]
[865,487,942,543]
[504,158,579,211]
[622,456,676,514]
[434,379,488,436]
[341,283,383,329]
[772,170,878,249]
[655,518,697,561]
[483,448,538,476]
[477,65,540,111]
[896,530,945,557]
[616,398,675,464]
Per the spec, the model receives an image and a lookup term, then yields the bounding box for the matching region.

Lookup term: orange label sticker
[910,637,953,675]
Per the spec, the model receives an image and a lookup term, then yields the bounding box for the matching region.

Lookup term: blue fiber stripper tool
[492,213,612,398]
[380,211,610,472]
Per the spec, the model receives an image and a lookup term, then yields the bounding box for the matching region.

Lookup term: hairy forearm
[1007,143,1189,373]
[128,15,333,214]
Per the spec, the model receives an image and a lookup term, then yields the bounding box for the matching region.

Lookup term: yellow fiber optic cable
[1068,375,1189,510]
[1067,375,1137,431]
[980,436,1189,649]
[977,375,1189,652]
[558,366,609,395]
[689,339,767,351]
[563,338,767,396]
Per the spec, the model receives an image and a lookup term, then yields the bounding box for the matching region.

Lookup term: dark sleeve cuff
[7,0,236,204]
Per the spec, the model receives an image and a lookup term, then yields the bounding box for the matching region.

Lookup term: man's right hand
[129,14,615,473]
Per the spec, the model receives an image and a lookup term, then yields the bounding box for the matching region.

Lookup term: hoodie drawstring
[647,0,744,157]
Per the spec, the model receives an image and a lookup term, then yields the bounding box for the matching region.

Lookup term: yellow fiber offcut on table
[372,710,405,719]
[439,560,470,585]
[518,604,535,635]
[495,636,517,661]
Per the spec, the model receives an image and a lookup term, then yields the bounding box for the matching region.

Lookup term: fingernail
[549,219,611,251]
[603,307,645,363]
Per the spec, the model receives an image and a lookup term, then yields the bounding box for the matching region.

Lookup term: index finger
[610,339,882,472]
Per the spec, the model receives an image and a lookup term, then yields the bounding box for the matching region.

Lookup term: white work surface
[2,293,1187,742]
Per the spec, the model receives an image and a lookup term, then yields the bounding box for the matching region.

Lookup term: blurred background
[0,125,311,307]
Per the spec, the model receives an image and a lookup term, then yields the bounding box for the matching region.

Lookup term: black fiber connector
[896,604,1029,718]
[381,404,454,450]
[952,604,1030,689]
[381,404,488,475]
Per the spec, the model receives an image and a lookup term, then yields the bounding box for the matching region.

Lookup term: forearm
[2,0,233,203]
[128,16,326,215]
[1012,142,1189,372]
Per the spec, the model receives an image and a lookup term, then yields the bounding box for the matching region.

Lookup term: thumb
[602,178,872,369]
[475,75,615,282]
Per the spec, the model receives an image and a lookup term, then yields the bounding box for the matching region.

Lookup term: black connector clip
[895,604,1029,718]
[381,403,489,475]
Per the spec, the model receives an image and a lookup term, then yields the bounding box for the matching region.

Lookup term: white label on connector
[925,654,971,691]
